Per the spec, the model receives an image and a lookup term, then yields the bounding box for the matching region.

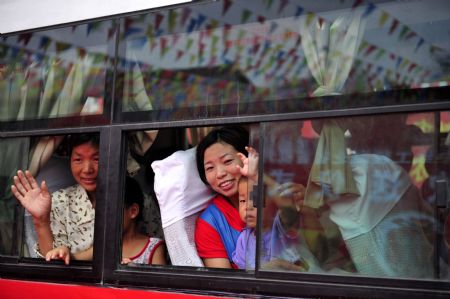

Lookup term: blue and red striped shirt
[195,194,245,266]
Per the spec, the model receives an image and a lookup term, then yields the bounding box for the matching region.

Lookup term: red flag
[222,0,233,16]
[405,31,416,40]
[408,63,417,73]
[176,50,184,61]
[352,0,363,9]
[155,13,164,31]
[172,33,180,47]
[180,7,191,26]
[388,19,399,35]
[18,33,32,46]
[364,45,377,56]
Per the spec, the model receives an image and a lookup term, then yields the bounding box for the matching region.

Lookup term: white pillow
[151,147,214,229]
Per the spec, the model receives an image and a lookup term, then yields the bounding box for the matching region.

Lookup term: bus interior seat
[152,147,214,267]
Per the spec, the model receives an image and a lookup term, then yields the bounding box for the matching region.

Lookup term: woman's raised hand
[237,146,259,182]
[11,170,51,222]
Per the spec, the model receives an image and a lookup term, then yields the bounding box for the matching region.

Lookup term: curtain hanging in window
[301,12,365,209]
[300,12,365,97]
[123,60,159,174]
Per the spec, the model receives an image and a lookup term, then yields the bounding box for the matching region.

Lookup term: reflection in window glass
[119,0,450,121]
[0,21,114,122]
[259,113,450,279]
[11,134,99,263]
[0,137,29,256]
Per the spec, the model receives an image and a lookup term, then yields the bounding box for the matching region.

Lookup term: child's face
[238,180,257,228]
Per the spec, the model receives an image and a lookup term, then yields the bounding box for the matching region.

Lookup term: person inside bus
[301,119,435,278]
[195,126,314,269]
[11,133,99,263]
[42,177,166,265]
[121,176,166,265]
[232,148,320,271]
[194,126,248,268]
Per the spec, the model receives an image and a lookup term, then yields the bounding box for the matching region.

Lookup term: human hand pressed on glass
[236,146,259,183]
[11,170,51,223]
[236,147,305,212]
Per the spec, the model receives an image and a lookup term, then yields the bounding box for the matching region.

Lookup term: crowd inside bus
[1,0,449,298]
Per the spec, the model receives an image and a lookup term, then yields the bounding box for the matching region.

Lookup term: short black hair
[124,176,144,221]
[196,126,249,185]
[69,133,100,156]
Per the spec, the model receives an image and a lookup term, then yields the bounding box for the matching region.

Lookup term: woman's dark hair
[124,176,144,222]
[196,126,249,185]
[69,133,100,156]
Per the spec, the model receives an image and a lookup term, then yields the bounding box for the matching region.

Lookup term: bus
[1,0,449,298]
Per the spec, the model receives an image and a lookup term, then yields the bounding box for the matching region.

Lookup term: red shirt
[195,195,245,262]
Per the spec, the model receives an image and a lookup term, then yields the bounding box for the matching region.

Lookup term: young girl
[121,176,166,265]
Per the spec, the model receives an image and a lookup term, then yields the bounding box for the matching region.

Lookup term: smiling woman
[11,133,100,264]
[194,126,249,269]
[0,0,449,297]
[69,135,100,197]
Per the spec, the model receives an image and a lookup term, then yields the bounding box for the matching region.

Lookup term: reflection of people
[121,176,166,265]
[337,154,434,278]
[305,120,434,278]
[194,126,248,268]
[232,149,308,271]
[233,176,307,271]
[11,134,99,264]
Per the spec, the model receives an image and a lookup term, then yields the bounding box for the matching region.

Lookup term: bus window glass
[117,0,450,122]
[0,137,29,256]
[11,134,99,263]
[121,129,184,267]
[0,20,115,125]
[258,112,450,280]
[122,126,257,269]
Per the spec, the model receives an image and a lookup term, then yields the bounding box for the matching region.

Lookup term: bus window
[0,137,29,256]
[120,129,183,267]
[116,0,450,124]
[258,112,450,280]
[12,133,100,264]
[122,126,257,269]
[0,20,114,126]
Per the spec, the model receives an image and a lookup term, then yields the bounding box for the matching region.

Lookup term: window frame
[0,126,109,284]
[0,17,119,131]
[0,0,449,297]
[101,93,450,298]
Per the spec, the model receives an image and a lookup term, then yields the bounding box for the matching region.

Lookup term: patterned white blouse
[47,184,95,254]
